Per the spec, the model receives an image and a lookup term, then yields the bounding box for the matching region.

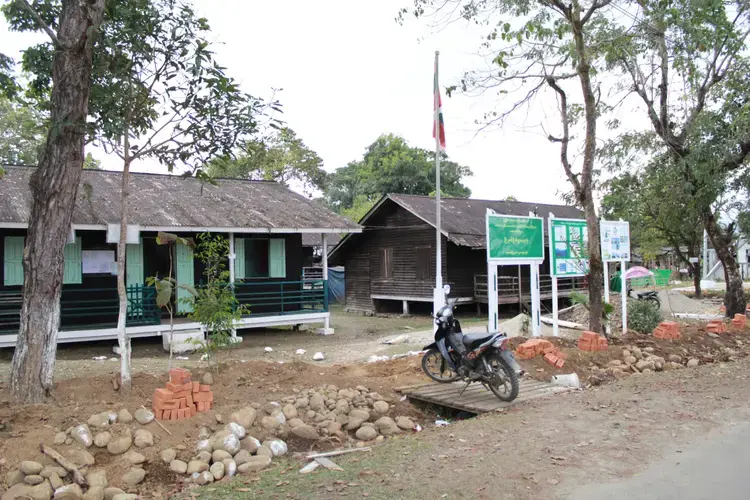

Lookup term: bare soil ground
[1,305,748,498]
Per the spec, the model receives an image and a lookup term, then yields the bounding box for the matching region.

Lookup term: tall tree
[208,127,326,196]
[326,134,472,212]
[0,96,46,165]
[2,0,105,403]
[603,0,750,316]
[400,0,621,333]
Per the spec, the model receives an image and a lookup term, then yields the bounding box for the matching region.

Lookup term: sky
[0,0,617,206]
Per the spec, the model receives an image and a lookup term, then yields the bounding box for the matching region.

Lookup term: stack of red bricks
[577,331,608,352]
[653,321,681,340]
[515,338,567,368]
[152,368,214,421]
[706,319,727,335]
[731,313,746,329]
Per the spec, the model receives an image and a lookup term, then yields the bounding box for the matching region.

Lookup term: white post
[319,233,333,335]
[603,262,610,336]
[621,260,628,335]
[228,232,236,338]
[530,263,541,337]
[702,229,709,278]
[488,262,498,332]
[548,214,559,337]
[433,50,444,321]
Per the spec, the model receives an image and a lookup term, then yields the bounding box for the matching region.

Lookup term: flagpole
[434,50,443,315]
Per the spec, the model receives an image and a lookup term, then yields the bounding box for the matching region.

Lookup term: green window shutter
[3,236,24,286]
[126,239,144,286]
[175,241,194,313]
[63,237,82,284]
[234,238,245,280]
[269,238,286,278]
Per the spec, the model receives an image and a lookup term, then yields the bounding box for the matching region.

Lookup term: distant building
[329,194,587,314]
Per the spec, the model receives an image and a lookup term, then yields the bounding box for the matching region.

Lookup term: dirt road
[197,357,750,500]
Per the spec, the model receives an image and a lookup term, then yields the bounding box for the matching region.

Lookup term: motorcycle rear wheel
[421,348,460,383]
[485,353,519,402]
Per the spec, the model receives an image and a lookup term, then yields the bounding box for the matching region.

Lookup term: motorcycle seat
[638,291,658,298]
[462,332,499,349]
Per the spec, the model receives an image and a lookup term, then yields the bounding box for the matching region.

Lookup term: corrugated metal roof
[0,167,360,232]
[387,194,583,248]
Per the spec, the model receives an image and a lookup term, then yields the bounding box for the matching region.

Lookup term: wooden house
[0,167,359,348]
[329,194,586,314]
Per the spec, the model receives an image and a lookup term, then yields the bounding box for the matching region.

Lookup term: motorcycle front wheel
[421,348,460,383]
[486,352,519,402]
[646,296,661,309]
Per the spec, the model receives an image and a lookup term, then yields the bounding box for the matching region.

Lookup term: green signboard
[549,218,589,276]
[487,215,544,263]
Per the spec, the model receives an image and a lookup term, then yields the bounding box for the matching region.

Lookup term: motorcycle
[627,286,661,309]
[420,285,522,402]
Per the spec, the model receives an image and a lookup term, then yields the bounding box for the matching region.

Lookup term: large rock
[237,456,272,474]
[160,448,176,464]
[346,417,364,431]
[71,425,93,448]
[192,471,214,486]
[239,436,261,454]
[260,416,280,431]
[222,459,237,478]
[194,451,212,463]
[335,399,350,414]
[396,416,415,431]
[211,449,231,463]
[355,426,378,441]
[233,450,251,466]
[87,413,110,429]
[623,355,637,365]
[103,488,126,500]
[6,469,25,487]
[209,462,225,481]
[123,451,145,465]
[3,483,49,500]
[40,467,67,480]
[667,354,683,363]
[225,422,246,440]
[262,402,281,415]
[687,358,700,368]
[82,486,104,500]
[282,404,298,420]
[288,418,305,429]
[48,473,64,491]
[349,409,370,421]
[133,408,154,425]
[23,476,44,486]
[86,470,108,488]
[106,429,132,455]
[309,393,325,411]
[116,410,133,424]
[68,449,96,467]
[210,431,240,455]
[256,446,273,458]
[375,417,401,436]
[54,484,84,500]
[635,359,655,372]
[186,460,209,474]
[271,409,286,426]
[230,407,257,428]
[202,372,214,385]
[294,397,309,409]
[120,467,145,486]
[291,425,319,440]
[54,432,67,446]
[93,432,112,448]
[263,439,288,457]
[195,439,211,453]
[133,429,153,448]
[372,401,389,415]
[169,460,188,474]
[20,461,44,475]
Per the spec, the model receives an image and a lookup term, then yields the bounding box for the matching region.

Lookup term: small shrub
[628,299,662,334]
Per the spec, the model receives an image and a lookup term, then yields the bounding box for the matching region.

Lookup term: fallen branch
[142,405,172,436]
[39,444,87,486]
[306,447,371,460]
[315,457,344,471]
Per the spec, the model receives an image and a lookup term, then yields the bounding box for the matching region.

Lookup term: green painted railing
[0,284,160,334]
[233,280,328,316]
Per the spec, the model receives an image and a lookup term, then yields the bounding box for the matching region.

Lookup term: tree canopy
[0,96,45,165]
[325,134,472,212]
[208,127,326,196]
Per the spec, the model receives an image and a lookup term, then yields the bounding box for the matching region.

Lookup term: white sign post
[486,209,545,336]
[600,220,631,335]
[548,214,589,336]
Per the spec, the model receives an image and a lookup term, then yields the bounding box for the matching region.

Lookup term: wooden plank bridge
[396,378,575,414]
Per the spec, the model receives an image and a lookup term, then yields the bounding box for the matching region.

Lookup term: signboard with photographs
[600,220,631,262]
[549,218,589,277]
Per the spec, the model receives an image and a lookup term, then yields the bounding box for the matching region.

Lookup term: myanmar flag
[433,61,446,149]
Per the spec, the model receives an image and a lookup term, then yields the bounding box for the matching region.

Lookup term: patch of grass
[191,438,431,500]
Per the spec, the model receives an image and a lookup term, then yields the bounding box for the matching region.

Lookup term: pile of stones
[2,407,156,500]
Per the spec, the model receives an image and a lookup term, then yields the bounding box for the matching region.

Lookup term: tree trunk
[692,262,702,299]
[703,211,746,317]
[117,155,132,392]
[10,0,105,403]
[584,201,604,334]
